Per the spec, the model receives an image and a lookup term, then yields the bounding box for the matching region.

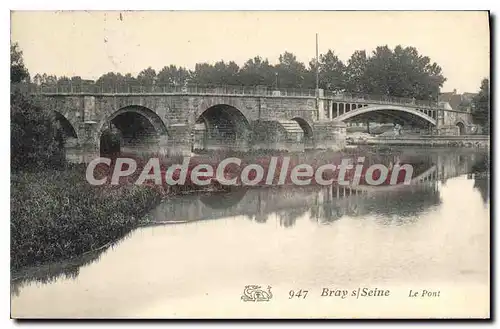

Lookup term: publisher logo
[241,285,273,302]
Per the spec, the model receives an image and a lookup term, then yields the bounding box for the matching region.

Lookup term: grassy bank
[11,165,164,270]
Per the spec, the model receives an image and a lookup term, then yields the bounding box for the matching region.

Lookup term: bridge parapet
[20,82,443,110]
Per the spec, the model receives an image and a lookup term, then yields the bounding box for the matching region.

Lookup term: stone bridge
[27,84,475,155]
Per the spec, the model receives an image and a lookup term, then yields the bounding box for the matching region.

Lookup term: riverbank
[349,135,490,149]
[11,165,165,270]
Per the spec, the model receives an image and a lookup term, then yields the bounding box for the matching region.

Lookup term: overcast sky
[11,11,489,93]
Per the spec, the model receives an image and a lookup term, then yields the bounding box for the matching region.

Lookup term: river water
[11,148,490,318]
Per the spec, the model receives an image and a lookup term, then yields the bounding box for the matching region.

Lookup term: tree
[33,73,43,85]
[11,91,65,170]
[213,61,240,85]
[304,59,318,90]
[362,45,394,96]
[57,76,71,84]
[191,63,216,86]
[55,76,71,92]
[359,45,446,100]
[45,75,58,86]
[11,42,30,83]
[157,65,190,86]
[275,52,308,89]
[96,72,123,92]
[239,56,275,87]
[10,44,65,170]
[318,50,346,91]
[471,78,490,133]
[345,50,368,93]
[123,73,138,85]
[137,67,157,88]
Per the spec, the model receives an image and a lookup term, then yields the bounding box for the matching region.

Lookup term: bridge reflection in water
[147,150,486,228]
[149,175,441,229]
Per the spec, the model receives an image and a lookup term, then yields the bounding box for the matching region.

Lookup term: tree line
[25,44,449,101]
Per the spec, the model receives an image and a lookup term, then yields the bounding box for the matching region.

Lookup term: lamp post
[275,72,279,89]
[315,33,320,117]
[315,33,319,95]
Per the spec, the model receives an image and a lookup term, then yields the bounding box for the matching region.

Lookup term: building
[439,89,477,112]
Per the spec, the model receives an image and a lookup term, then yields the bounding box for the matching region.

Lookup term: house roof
[438,92,462,110]
[462,92,477,100]
[438,90,477,111]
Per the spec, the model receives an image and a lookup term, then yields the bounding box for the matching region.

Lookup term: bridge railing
[28,83,320,97]
[324,90,443,108]
[22,82,442,108]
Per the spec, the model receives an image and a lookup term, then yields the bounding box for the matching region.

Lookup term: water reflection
[474,177,489,204]
[11,250,103,298]
[309,185,442,226]
[11,149,490,303]
[470,153,490,204]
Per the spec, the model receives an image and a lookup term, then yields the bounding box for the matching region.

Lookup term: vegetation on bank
[11,90,65,172]
[11,165,163,270]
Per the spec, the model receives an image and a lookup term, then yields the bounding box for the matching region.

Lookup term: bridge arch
[291,117,314,149]
[53,110,78,140]
[99,105,168,154]
[102,105,168,135]
[50,110,80,151]
[291,117,313,137]
[194,104,251,151]
[200,188,247,209]
[334,105,437,127]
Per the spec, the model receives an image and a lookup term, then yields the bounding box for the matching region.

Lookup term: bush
[11,89,65,171]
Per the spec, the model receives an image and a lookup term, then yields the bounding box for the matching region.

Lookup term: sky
[11,11,490,93]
